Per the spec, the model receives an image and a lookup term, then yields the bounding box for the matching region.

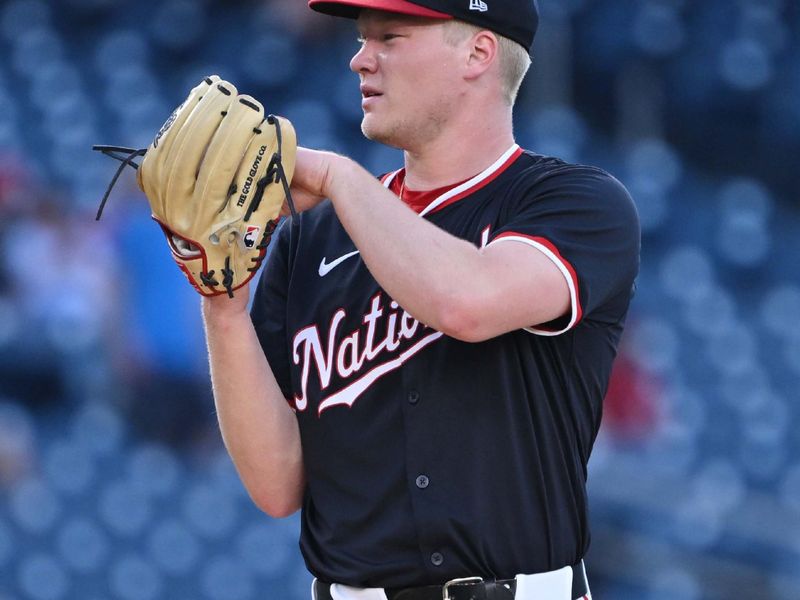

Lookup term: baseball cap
[308,0,539,53]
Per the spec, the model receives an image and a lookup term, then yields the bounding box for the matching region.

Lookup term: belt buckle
[442,576,484,600]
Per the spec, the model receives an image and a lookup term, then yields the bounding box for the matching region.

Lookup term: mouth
[360,89,383,111]
[360,86,382,100]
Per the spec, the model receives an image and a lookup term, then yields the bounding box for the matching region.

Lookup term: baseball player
[201,1,640,598]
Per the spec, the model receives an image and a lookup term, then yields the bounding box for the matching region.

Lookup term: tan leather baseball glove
[93,75,297,297]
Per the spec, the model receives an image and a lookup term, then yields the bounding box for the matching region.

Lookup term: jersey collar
[381,144,523,217]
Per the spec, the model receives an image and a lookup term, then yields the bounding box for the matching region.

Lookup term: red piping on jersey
[491,232,584,331]
[381,145,524,216]
[423,146,524,215]
[386,172,469,214]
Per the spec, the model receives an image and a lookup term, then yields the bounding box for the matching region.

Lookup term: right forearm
[202,296,305,517]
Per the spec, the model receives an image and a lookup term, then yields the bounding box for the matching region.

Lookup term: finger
[195,94,267,218]
[138,75,219,204]
[267,116,296,219]
[272,115,297,186]
[154,75,220,155]
[228,114,296,225]
[163,79,239,218]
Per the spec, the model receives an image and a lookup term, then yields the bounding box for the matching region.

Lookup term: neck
[402,103,515,190]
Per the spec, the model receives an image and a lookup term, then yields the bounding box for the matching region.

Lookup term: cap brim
[309,0,452,20]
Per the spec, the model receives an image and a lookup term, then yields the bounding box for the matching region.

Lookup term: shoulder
[509,150,638,221]
[512,150,628,193]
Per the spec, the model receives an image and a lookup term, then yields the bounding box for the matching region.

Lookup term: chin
[361,116,405,149]
[361,120,394,147]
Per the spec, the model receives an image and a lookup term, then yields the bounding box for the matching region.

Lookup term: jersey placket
[398,358,451,575]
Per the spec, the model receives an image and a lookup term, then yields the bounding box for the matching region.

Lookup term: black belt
[313,560,588,600]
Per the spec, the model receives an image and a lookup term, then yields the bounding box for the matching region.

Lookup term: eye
[356,32,402,46]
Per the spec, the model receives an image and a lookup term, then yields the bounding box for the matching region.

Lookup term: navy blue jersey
[250,145,640,588]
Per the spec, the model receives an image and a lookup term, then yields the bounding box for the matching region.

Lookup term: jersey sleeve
[250,219,294,399]
[488,164,640,335]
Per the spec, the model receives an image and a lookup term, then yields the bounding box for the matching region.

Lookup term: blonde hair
[442,20,532,106]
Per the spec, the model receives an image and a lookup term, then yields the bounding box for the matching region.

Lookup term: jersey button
[407,390,420,404]
[415,475,430,489]
[430,552,444,566]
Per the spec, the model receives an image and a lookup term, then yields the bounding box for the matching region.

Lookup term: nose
[350,41,377,74]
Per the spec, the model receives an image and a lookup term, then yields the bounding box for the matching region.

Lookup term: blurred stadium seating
[0,0,798,598]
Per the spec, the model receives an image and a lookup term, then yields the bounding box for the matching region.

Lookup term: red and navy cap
[308,0,539,53]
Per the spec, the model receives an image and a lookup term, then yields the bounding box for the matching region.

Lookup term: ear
[464,30,499,80]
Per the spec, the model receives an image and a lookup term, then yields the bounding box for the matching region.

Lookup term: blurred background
[0,0,798,598]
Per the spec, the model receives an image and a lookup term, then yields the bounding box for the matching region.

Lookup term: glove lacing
[91,145,147,220]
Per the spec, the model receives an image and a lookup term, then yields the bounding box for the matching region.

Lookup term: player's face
[350,11,464,149]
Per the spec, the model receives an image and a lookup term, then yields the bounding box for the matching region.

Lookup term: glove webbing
[91,145,147,220]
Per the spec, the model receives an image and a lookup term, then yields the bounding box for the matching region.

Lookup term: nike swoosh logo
[318,250,360,277]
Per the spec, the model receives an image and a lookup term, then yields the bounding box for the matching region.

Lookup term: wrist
[202,288,251,320]
[325,154,358,201]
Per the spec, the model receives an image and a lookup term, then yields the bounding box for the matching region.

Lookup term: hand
[282,147,347,215]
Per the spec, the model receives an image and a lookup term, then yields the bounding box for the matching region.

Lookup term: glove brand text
[237,145,268,207]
